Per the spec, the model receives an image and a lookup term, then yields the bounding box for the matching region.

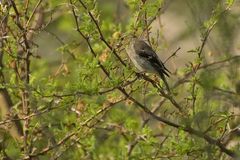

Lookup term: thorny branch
[0,1,23,140]
[70,0,238,158]
[0,0,238,159]
[8,0,44,156]
[77,0,126,66]
[76,0,183,112]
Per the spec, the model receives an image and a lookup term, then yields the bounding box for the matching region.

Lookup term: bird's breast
[126,44,156,73]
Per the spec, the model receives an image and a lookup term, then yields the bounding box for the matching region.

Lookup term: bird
[126,38,171,92]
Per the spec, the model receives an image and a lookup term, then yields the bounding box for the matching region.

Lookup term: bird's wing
[137,45,170,77]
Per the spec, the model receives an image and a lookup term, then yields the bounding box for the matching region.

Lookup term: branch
[0,1,23,141]
[9,0,44,155]
[77,0,126,66]
[70,1,238,157]
[25,132,76,159]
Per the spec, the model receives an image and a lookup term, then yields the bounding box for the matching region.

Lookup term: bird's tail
[159,72,171,93]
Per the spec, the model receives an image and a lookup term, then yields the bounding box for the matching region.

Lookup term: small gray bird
[126,38,171,91]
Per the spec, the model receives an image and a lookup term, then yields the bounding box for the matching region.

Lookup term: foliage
[0,0,240,159]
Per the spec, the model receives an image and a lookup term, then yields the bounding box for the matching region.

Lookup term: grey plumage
[126,38,171,91]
